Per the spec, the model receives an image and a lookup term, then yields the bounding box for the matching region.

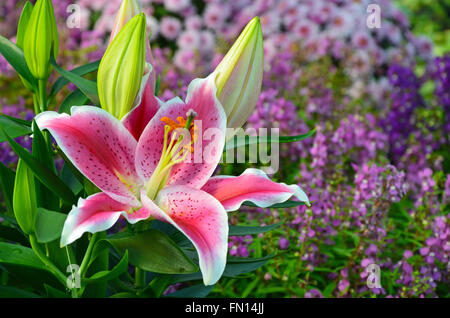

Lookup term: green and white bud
[97,13,147,119]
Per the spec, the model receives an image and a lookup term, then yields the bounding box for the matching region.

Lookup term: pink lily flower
[35,74,309,285]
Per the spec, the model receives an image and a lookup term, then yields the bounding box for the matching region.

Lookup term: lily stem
[78,232,98,278]
[32,95,40,115]
[29,234,67,287]
[38,79,47,113]
[135,267,146,289]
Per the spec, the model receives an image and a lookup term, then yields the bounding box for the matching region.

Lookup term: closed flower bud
[109,0,141,44]
[97,13,147,119]
[213,17,264,131]
[23,0,59,80]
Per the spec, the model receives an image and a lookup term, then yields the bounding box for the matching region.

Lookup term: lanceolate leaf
[223,254,274,277]
[0,35,36,88]
[0,115,32,143]
[49,59,100,100]
[32,121,59,211]
[50,57,99,105]
[0,286,41,298]
[171,254,275,283]
[0,224,29,246]
[229,222,282,235]
[83,251,128,284]
[91,229,198,275]
[16,2,34,48]
[242,200,305,208]
[2,128,75,204]
[0,242,46,271]
[34,208,67,243]
[224,128,316,151]
[58,89,90,114]
[165,284,214,298]
[0,161,15,214]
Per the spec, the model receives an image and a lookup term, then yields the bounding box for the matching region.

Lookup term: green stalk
[135,267,145,289]
[78,232,98,278]
[38,79,47,112]
[65,247,78,298]
[29,234,67,287]
[32,95,40,115]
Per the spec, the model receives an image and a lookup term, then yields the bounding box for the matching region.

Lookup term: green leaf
[165,284,214,298]
[146,274,172,298]
[323,282,337,297]
[171,254,275,283]
[227,254,274,263]
[32,121,59,211]
[242,200,305,208]
[110,292,137,298]
[0,286,41,298]
[154,74,161,96]
[0,242,46,271]
[331,247,354,258]
[1,114,32,127]
[2,128,75,204]
[241,277,259,297]
[60,163,83,195]
[58,89,90,114]
[224,128,316,151]
[0,115,32,143]
[44,284,69,298]
[16,2,33,48]
[0,35,37,89]
[50,57,99,105]
[229,222,282,235]
[49,59,100,101]
[83,251,128,284]
[0,224,29,246]
[0,161,15,214]
[92,229,198,274]
[223,254,274,277]
[34,208,67,243]
[13,159,37,235]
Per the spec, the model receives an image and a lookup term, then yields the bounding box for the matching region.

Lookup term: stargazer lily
[35,72,309,285]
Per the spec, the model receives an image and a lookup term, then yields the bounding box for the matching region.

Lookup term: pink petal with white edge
[122,86,161,140]
[141,186,228,286]
[122,64,161,140]
[60,192,151,246]
[135,75,227,189]
[201,168,310,211]
[35,106,141,207]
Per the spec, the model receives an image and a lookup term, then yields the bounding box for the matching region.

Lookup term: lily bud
[109,0,141,45]
[108,0,156,94]
[213,17,264,131]
[23,0,59,80]
[97,13,147,120]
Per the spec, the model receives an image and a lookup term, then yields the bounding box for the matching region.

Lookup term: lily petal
[36,106,141,206]
[61,193,124,246]
[141,186,228,285]
[201,168,310,211]
[136,75,226,188]
[122,71,161,140]
[61,191,151,246]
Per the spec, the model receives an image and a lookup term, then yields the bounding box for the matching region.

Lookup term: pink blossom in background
[160,16,182,40]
